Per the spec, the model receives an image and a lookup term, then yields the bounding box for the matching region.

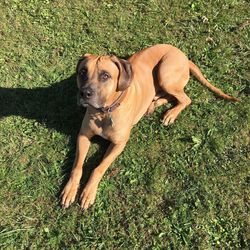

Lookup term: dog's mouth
[77,93,101,109]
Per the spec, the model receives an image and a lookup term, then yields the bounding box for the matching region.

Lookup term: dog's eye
[79,68,88,81]
[100,72,111,81]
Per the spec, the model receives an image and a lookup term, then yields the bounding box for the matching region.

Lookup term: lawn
[0,0,249,249]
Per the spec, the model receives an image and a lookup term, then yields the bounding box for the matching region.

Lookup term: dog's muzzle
[77,88,99,108]
[77,97,88,107]
[80,87,94,99]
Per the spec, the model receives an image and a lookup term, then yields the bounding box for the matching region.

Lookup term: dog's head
[76,54,133,109]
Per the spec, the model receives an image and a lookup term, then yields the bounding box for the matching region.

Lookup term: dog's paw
[80,182,98,210]
[162,109,178,125]
[146,104,155,116]
[61,180,79,209]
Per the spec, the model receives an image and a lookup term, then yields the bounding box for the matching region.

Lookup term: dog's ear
[111,56,133,91]
[76,53,90,73]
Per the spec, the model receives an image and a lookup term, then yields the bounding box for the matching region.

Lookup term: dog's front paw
[80,182,98,210]
[61,180,79,209]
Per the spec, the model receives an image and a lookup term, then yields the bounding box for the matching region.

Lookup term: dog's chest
[87,107,133,142]
[89,114,116,140]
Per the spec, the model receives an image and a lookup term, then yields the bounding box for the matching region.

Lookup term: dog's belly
[130,69,157,125]
[132,83,156,125]
[132,96,154,125]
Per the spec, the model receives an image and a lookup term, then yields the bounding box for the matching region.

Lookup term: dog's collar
[98,90,127,113]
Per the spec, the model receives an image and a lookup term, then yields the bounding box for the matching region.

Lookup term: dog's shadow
[0,74,109,201]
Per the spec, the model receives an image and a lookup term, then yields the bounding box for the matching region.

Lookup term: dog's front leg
[80,140,127,210]
[61,133,92,208]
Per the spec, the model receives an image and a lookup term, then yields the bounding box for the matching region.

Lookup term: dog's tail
[189,60,239,102]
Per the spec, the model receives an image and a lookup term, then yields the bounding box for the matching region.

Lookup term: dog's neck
[98,90,128,114]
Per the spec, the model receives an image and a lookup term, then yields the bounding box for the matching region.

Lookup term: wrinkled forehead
[80,55,118,76]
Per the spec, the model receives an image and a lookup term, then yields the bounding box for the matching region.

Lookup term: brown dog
[61,44,238,209]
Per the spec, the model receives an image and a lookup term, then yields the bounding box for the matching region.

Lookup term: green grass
[0,0,249,249]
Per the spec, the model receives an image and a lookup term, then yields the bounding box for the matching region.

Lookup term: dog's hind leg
[161,90,191,125]
[157,48,192,125]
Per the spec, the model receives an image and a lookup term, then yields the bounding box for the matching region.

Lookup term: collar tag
[108,113,114,127]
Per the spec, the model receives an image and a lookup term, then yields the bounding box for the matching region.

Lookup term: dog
[61,44,239,209]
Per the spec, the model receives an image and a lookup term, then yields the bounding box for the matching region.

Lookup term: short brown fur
[61,44,239,209]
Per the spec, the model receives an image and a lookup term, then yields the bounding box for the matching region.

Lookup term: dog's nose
[81,87,94,99]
